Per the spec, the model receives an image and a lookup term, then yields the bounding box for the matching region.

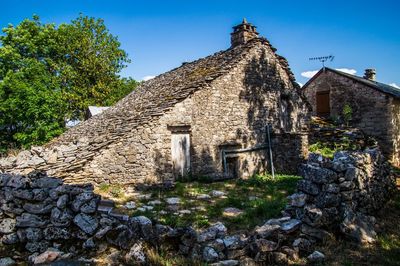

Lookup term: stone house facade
[0,20,310,185]
[303,67,400,166]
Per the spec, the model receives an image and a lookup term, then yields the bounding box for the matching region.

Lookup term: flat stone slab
[191,206,207,211]
[0,257,16,266]
[73,214,98,235]
[125,201,136,209]
[263,216,291,226]
[287,193,307,207]
[108,210,129,221]
[135,193,152,200]
[197,194,212,200]
[165,197,180,205]
[210,190,226,197]
[223,207,243,217]
[142,205,153,211]
[0,218,16,234]
[147,200,162,205]
[307,251,325,262]
[255,224,281,238]
[166,205,180,212]
[178,209,191,215]
[97,205,113,214]
[248,196,258,201]
[281,219,301,233]
[210,260,239,266]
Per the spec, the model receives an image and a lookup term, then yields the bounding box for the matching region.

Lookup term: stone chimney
[364,68,376,81]
[231,18,259,47]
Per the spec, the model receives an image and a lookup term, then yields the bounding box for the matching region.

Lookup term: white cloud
[301,70,319,79]
[390,83,400,89]
[301,68,357,79]
[142,75,155,81]
[335,68,357,75]
[297,82,303,87]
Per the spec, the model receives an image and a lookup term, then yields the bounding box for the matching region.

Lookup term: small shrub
[146,246,204,266]
[194,217,210,228]
[98,183,110,193]
[342,104,353,126]
[173,182,186,197]
[109,185,124,198]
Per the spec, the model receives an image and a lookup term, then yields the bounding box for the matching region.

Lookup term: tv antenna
[309,55,334,68]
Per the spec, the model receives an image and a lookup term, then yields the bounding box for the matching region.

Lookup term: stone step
[108,210,129,222]
[97,199,116,214]
[99,199,115,207]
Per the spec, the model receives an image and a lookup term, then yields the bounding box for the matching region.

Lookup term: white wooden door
[171,133,190,178]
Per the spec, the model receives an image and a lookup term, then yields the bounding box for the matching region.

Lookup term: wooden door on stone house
[316,91,330,116]
[171,133,191,179]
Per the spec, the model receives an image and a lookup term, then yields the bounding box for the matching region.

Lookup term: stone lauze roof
[50,38,297,147]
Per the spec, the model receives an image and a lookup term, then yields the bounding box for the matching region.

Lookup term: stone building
[303,67,400,165]
[0,20,310,185]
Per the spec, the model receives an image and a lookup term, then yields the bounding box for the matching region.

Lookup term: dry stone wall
[0,148,394,265]
[287,148,395,244]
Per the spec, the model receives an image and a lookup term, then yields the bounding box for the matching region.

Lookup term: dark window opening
[225,157,239,179]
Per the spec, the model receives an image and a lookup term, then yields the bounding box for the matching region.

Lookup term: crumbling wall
[286,148,395,244]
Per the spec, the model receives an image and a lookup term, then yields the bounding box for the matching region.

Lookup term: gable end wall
[304,71,399,165]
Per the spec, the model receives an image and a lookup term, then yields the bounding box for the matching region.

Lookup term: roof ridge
[46,40,258,148]
[304,67,400,99]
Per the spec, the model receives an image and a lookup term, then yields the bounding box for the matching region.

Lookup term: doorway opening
[316,91,330,116]
[169,126,191,180]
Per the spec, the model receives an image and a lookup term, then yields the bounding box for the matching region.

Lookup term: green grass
[146,246,206,266]
[98,182,110,192]
[96,183,125,200]
[309,137,362,159]
[121,174,300,231]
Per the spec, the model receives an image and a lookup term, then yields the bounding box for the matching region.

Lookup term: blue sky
[2,0,399,87]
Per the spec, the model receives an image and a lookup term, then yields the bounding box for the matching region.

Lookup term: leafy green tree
[0,15,136,151]
[104,77,139,106]
[0,61,66,148]
[56,15,131,119]
[0,16,65,150]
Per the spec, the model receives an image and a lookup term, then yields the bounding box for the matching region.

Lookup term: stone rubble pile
[0,148,395,265]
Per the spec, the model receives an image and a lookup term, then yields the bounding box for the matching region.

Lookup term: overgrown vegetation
[0,15,138,153]
[342,103,353,126]
[145,246,206,266]
[309,136,362,158]
[111,174,300,231]
[97,183,125,201]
